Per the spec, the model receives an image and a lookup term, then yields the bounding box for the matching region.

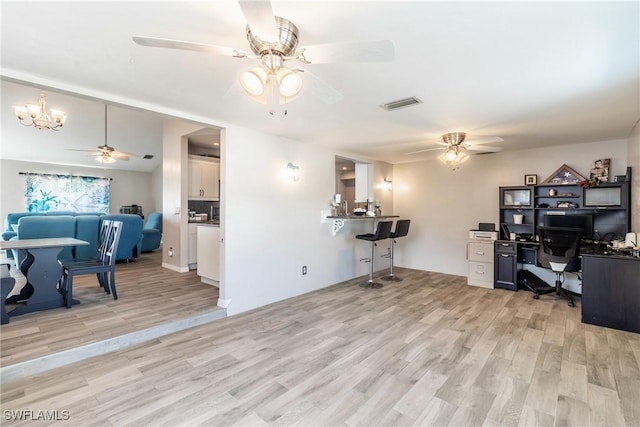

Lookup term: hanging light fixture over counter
[13,93,67,130]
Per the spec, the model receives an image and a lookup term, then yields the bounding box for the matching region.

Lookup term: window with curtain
[24,173,110,213]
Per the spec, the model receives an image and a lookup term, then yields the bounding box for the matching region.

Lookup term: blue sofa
[141,212,162,253]
[2,212,143,265]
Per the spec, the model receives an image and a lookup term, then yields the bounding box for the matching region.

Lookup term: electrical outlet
[302,265,307,275]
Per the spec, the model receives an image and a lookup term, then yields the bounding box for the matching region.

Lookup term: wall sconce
[287,162,300,182]
[384,179,393,190]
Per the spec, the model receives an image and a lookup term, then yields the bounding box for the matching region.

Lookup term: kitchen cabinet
[197,225,220,285]
[467,239,494,288]
[354,162,372,203]
[189,157,219,201]
[188,223,198,269]
[494,241,517,291]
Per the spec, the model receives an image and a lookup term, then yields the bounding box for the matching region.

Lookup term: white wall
[0,159,153,223]
[150,165,162,214]
[222,126,394,315]
[393,139,629,277]
[160,119,206,272]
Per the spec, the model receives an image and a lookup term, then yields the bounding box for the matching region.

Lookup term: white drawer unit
[467,239,495,288]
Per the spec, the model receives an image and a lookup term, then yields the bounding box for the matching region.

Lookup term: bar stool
[355,221,393,289]
[382,219,411,281]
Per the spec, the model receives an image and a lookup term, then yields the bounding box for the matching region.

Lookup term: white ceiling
[1,1,638,172]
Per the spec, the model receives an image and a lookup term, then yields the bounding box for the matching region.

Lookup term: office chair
[536,226,583,307]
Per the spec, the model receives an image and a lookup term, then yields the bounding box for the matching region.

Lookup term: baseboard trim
[217,297,231,308]
[161,262,189,273]
[0,308,227,384]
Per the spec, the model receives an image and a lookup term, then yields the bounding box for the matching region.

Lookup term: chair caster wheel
[533,294,539,299]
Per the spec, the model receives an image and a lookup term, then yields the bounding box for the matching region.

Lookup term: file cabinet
[467,239,494,288]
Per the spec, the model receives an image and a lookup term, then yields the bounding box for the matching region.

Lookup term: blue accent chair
[141,212,162,253]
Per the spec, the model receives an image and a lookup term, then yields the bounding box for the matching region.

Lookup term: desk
[581,252,640,334]
[0,237,88,321]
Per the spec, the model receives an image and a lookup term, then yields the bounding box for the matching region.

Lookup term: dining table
[0,237,89,322]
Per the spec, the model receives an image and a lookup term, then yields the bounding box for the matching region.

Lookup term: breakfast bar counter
[325,215,399,235]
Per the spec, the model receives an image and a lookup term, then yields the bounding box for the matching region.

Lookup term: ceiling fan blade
[113,149,138,157]
[237,0,277,41]
[464,136,504,145]
[297,40,395,64]
[110,152,131,161]
[132,36,247,58]
[66,148,102,154]
[300,69,344,104]
[466,145,503,153]
[405,147,446,155]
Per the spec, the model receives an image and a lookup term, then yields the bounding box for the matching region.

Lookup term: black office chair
[536,226,583,307]
[382,219,411,281]
[356,221,393,289]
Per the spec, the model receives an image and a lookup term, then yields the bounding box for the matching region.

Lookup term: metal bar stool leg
[382,219,410,282]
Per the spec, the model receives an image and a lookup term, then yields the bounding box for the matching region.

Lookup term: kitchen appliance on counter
[191,214,208,222]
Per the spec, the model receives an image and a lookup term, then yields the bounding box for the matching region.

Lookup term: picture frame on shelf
[542,164,586,185]
[589,158,610,183]
[524,174,537,186]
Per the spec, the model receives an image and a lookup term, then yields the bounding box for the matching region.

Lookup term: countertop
[189,220,220,227]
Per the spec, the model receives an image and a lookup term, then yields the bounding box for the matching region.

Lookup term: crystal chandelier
[13,94,67,130]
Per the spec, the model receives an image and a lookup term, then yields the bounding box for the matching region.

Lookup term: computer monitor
[543,214,593,240]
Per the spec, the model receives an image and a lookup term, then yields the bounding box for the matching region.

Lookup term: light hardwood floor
[1,268,639,426]
[1,250,221,367]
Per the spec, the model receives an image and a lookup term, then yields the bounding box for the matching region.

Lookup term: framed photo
[542,164,586,185]
[590,158,610,183]
[524,174,537,186]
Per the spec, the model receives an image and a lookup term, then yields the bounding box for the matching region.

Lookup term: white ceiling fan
[132,0,395,107]
[66,105,138,164]
[406,132,504,166]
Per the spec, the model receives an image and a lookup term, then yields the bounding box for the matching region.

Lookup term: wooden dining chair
[61,220,122,307]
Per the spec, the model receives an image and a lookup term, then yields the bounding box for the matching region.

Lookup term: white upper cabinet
[189,157,219,200]
[354,162,373,203]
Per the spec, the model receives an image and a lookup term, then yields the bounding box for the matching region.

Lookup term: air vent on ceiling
[380,96,423,111]
[143,154,154,159]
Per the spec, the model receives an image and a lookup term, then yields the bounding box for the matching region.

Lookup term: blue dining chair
[61,220,122,307]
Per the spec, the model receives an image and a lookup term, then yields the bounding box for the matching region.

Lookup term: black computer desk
[495,240,640,334]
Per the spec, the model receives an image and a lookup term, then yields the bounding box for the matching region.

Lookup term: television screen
[543,214,593,239]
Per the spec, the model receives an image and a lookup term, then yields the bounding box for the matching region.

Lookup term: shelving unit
[498,186,534,241]
[499,180,631,242]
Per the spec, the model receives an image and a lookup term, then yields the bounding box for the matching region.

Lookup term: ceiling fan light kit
[239,66,303,102]
[97,153,116,164]
[13,93,66,131]
[406,131,503,168]
[132,0,394,109]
